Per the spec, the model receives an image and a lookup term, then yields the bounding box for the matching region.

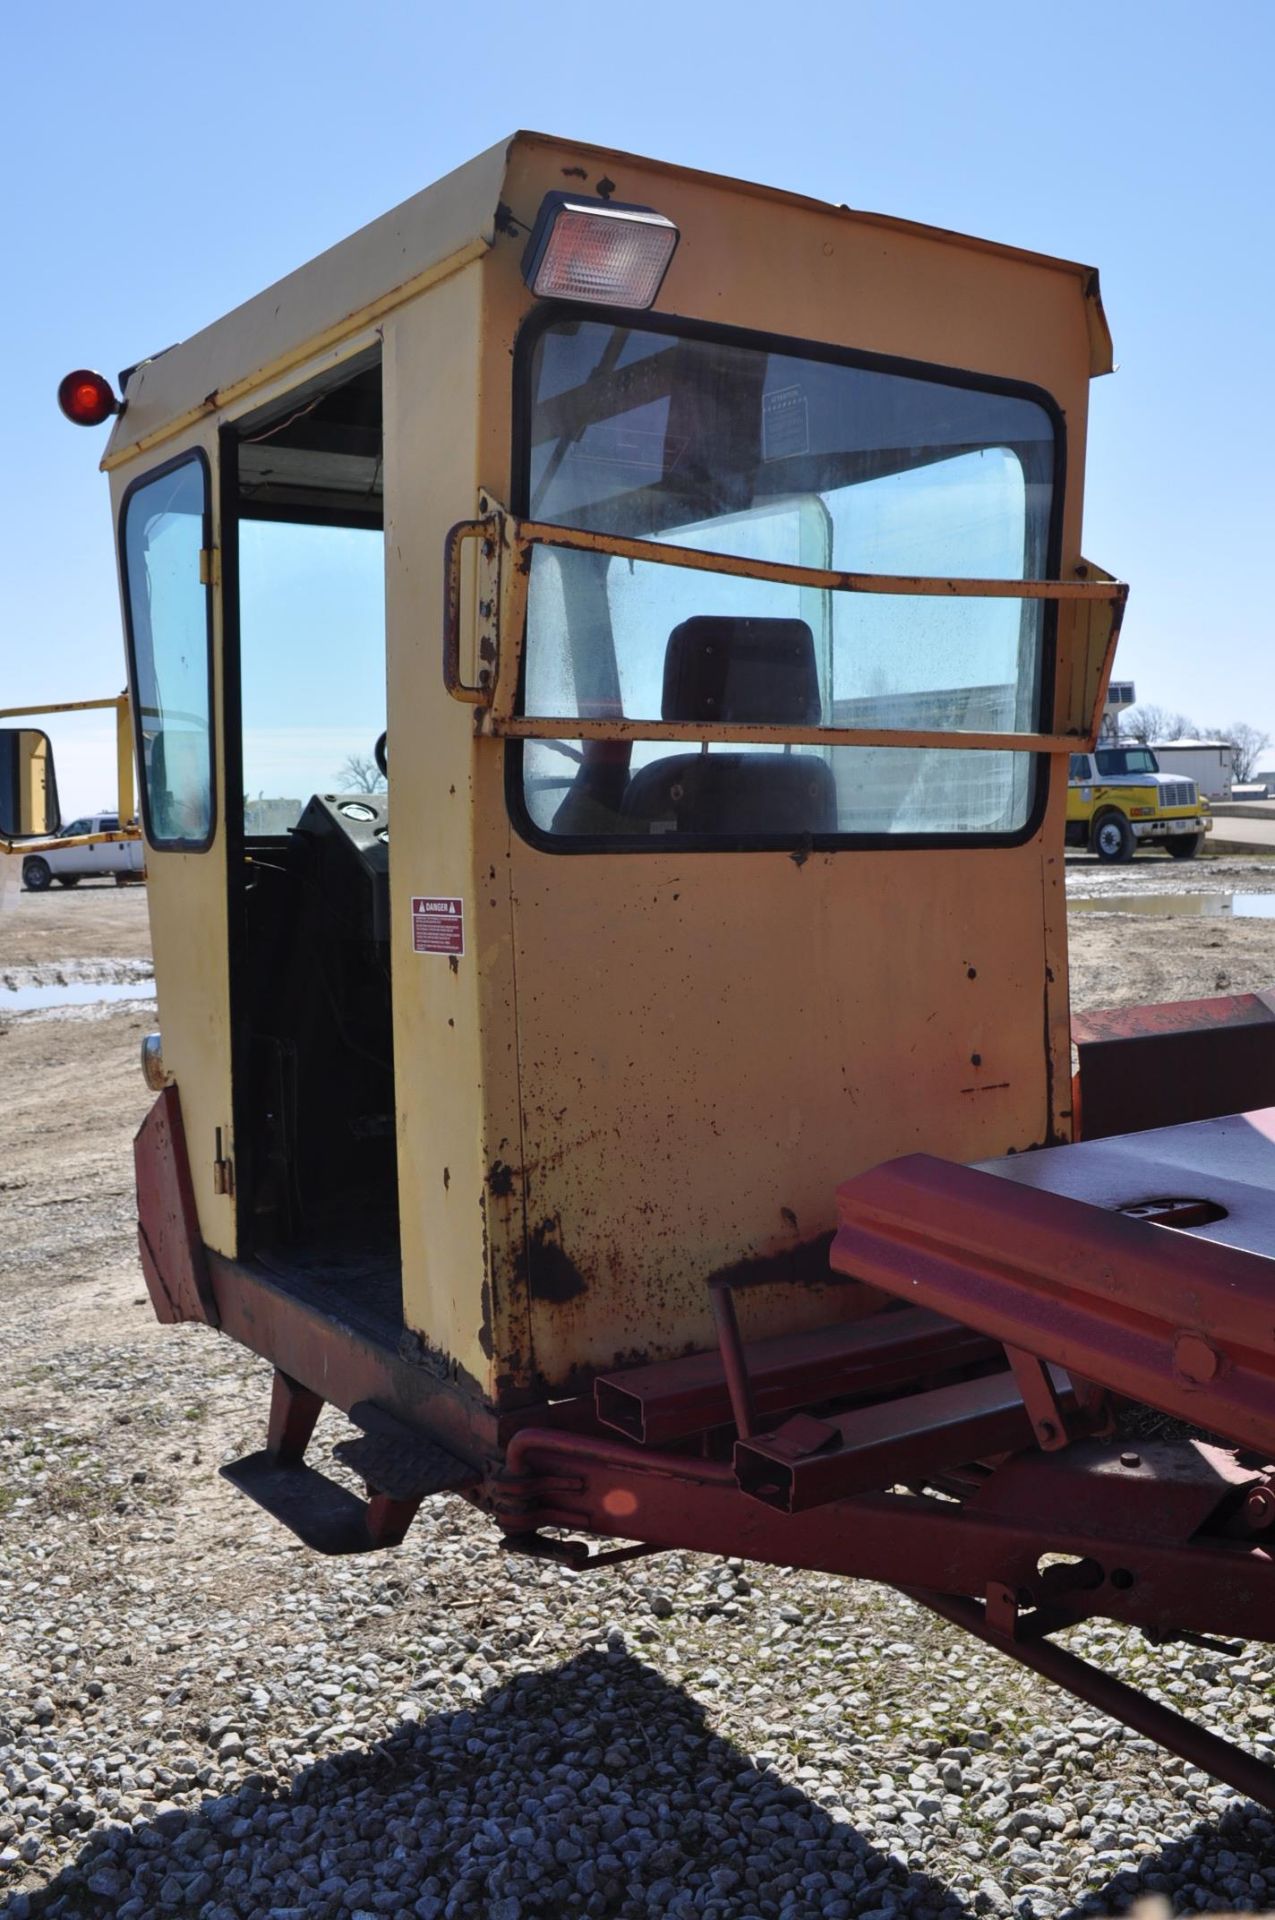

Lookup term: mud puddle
[1070,891,1275,919]
[2,977,156,1013]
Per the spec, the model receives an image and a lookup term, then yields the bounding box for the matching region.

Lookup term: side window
[1068,755,1089,782]
[121,453,214,849]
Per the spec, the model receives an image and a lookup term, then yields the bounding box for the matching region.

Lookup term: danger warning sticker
[412,896,464,957]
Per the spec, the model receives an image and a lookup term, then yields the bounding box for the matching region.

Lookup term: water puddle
[2,978,156,1013]
[1071,891,1275,919]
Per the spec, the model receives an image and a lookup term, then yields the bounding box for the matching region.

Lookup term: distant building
[1150,740,1238,801]
[244,797,305,835]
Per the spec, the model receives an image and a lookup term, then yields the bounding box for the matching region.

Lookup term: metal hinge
[198,547,220,589]
[213,1126,235,1196]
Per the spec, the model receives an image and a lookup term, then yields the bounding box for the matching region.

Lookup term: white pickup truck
[21,813,145,891]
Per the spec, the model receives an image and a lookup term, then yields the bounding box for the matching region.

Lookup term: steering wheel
[374,731,388,779]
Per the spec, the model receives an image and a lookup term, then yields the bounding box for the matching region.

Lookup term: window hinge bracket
[213,1126,235,1197]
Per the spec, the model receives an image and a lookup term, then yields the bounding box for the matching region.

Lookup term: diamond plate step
[332,1401,478,1501]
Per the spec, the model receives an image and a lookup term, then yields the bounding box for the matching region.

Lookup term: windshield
[517,317,1057,846]
[1094,748,1159,777]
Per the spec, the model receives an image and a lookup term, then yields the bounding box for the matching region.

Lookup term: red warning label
[411,896,464,956]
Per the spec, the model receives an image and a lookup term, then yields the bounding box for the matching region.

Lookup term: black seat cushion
[621,751,837,835]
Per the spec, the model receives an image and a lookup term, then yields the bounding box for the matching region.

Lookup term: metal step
[332,1401,478,1499]
[221,1453,386,1555]
[221,1397,477,1554]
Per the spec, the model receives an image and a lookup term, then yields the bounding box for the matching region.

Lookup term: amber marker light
[57,369,121,427]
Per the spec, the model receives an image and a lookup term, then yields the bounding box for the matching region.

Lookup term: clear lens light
[530,204,678,307]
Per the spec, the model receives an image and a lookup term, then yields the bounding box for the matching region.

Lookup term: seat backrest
[621,615,837,836]
[661,616,821,725]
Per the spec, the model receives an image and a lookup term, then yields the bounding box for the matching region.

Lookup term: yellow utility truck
[1065,742,1209,861]
[21,133,1275,1804]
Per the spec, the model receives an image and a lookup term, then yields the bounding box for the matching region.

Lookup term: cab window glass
[1069,756,1089,781]
[122,455,213,848]
[519,319,1056,846]
[1095,747,1157,777]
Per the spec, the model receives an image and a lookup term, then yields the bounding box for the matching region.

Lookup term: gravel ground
[3,866,1275,1918]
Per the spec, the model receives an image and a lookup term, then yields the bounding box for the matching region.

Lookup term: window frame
[507,302,1067,856]
[119,446,217,854]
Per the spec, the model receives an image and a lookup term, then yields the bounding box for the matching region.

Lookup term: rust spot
[443,1166,450,1191]
[394,1326,484,1399]
[478,1278,495,1359]
[706,1230,835,1295]
[449,955,459,976]
[523,1214,587,1304]
[967,967,978,980]
[596,176,617,200]
[780,1207,798,1233]
[488,1160,516,1199]
[562,165,588,179]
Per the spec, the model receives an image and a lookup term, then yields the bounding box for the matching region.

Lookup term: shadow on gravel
[2,1650,971,1920]
[1060,1798,1275,1918]
[4,1651,1274,1920]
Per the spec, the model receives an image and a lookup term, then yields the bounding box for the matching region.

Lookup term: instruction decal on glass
[412,896,465,956]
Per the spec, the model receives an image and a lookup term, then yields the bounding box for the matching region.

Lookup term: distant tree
[336,752,386,794]
[1222,721,1273,783]
[1120,704,1196,745]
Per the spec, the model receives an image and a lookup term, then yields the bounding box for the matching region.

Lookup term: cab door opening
[224,351,400,1333]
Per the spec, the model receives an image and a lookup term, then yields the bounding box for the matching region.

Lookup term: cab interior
[223,351,401,1338]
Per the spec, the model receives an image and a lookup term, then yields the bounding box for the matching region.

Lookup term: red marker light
[57,369,120,427]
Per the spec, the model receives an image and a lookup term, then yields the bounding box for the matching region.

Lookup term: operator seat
[620,615,838,835]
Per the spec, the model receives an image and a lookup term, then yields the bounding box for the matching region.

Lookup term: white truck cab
[22,812,145,891]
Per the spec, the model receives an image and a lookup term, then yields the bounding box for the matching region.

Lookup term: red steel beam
[594,1306,997,1446]
[1074,990,1275,1140]
[733,1367,1075,1512]
[830,1152,1275,1461]
[497,1427,1275,1645]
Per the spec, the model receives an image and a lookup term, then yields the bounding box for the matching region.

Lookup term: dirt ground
[0,879,152,980]
[1066,853,1275,1011]
[3,858,1275,1912]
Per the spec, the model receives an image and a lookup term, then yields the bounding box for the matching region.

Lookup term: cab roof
[102,130,1113,471]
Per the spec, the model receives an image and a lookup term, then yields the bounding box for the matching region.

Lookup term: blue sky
[4,0,1273,810]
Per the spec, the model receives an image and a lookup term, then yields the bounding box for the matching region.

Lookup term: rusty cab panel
[104,132,1121,1416]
